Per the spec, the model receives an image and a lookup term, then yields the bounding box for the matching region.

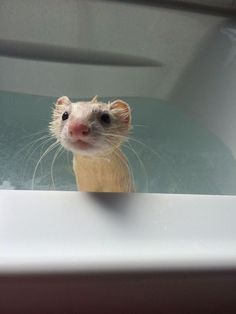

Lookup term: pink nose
[69,123,90,138]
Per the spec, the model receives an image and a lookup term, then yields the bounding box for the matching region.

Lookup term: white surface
[1,190,236,274]
[171,21,236,157]
[1,0,236,277]
[0,0,224,99]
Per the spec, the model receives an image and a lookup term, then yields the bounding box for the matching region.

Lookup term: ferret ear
[91,95,99,103]
[55,96,71,106]
[110,100,131,124]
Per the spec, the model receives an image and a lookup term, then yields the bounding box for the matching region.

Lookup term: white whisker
[21,128,48,140]
[100,131,184,190]
[31,141,60,190]
[22,136,54,183]
[50,146,63,190]
[123,142,149,192]
[104,138,134,192]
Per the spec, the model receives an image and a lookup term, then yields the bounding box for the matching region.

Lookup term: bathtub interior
[1,1,236,194]
[1,3,236,313]
[1,90,236,194]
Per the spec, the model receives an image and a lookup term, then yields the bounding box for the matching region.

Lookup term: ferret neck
[75,147,122,161]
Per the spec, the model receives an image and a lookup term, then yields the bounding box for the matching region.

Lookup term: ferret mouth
[71,139,93,150]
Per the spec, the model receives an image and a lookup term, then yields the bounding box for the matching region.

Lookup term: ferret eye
[62,111,69,121]
[100,112,111,125]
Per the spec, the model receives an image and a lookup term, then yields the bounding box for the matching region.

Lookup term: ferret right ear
[55,96,71,106]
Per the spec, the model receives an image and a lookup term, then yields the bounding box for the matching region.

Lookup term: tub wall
[0,0,225,99]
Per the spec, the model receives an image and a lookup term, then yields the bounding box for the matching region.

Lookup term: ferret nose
[69,123,90,138]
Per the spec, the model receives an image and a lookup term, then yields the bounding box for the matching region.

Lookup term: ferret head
[49,96,131,156]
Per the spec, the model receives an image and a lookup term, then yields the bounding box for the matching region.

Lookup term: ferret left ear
[110,100,131,124]
[56,96,71,106]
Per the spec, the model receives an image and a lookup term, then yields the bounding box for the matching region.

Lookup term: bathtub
[1,1,236,313]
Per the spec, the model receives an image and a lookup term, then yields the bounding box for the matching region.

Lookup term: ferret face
[49,96,131,156]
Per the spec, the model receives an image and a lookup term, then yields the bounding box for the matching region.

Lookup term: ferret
[49,96,134,192]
